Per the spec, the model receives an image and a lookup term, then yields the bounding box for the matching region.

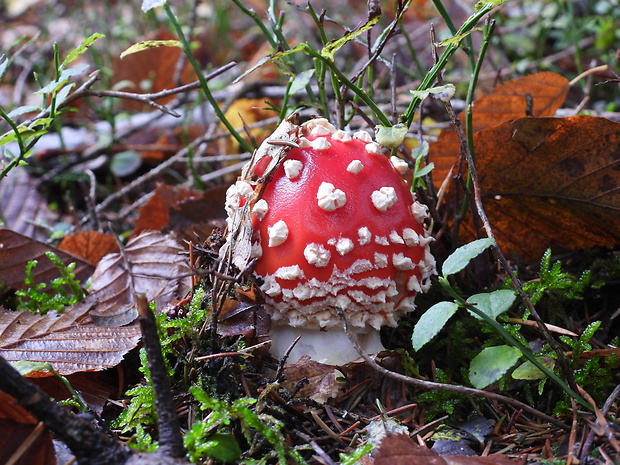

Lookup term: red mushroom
[224,117,435,365]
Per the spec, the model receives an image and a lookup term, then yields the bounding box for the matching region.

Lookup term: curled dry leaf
[0,228,94,290]
[88,230,192,326]
[281,356,346,403]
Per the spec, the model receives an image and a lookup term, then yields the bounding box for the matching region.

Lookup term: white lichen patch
[402,228,419,247]
[393,253,415,270]
[283,159,303,179]
[275,264,304,280]
[346,160,364,173]
[365,142,383,155]
[357,227,372,245]
[252,199,269,220]
[374,236,389,246]
[304,243,331,267]
[311,137,331,151]
[268,220,289,247]
[353,130,373,143]
[371,187,398,212]
[390,156,409,175]
[332,129,352,142]
[335,238,354,255]
[389,230,404,244]
[374,252,388,268]
[317,182,346,211]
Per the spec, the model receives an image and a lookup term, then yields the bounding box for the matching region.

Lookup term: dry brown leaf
[281,356,345,403]
[430,71,569,189]
[0,301,141,376]
[0,392,56,465]
[468,115,620,261]
[88,230,192,326]
[0,228,94,290]
[133,184,227,237]
[0,168,56,242]
[58,231,119,265]
[372,434,523,465]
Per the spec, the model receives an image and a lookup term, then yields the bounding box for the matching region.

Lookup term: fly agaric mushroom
[223,117,435,365]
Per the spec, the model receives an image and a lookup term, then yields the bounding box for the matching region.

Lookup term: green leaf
[321,15,380,60]
[120,40,183,59]
[412,301,460,351]
[7,105,41,119]
[469,345,521,389]
[411,140,429,160]
[466,289,516,320]
[200,433,242,462]
[289,69,315,95]
[410,83,456,102]
[110,150,142,177]
[0,56,10,81]
[442,238,494,277]
[11,361,49,376]
[475,0,508,10]
[414,162,434,178]
[512,357,556,380]
[435,29,483,47]
[61,33,105,68]
[375,124,408,149]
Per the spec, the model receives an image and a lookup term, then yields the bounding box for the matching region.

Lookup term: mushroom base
[269,326,384,365]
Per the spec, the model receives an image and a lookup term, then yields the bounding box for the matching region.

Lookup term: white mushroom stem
[269,326,385,365]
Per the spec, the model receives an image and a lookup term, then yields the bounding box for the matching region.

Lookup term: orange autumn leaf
[59,231,119,265]
[465,115,620,262]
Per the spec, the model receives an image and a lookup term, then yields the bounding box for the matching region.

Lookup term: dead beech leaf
[430,71,569,190]
[469,115,620,261]
[133,184,227,237]
[281,356,345,403]
[0,392,56,465]
[0,229,94,290]
[58,231,119,265]
[88,231,192,326]
[372,434,523,465]
[0,302,141,376]
[0,168,56,242]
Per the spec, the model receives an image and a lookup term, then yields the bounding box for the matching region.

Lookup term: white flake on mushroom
[357,227,371,245]
[283,159,303,179]
[335,238,354,255]
[365,142,383,155]
[393,253,415,270]
[390,156,409,175]
[353,130,373,143]
[346,160,364,173]
[252,199,269,220]
[402,228,419,247]
[304,243,331,267]
[317,182,346,211]
[374,252,388,268]
[275,264,305,280]
[268,220,289,247]
[389,230,404,244]
[374,236,389,246]
[371,187,398,212]
[310,137,332,151]
[332,129,352,142]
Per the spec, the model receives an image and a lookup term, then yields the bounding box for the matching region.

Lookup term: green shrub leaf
[466,289,516,320]
[412,301,459,351]
[442,238,494,277]
[469,345,521,389]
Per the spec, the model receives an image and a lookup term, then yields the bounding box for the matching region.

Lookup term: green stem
[401,3,494,128]
[164,4,253,153]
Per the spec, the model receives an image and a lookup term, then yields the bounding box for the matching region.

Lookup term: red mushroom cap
[246,118,435,330]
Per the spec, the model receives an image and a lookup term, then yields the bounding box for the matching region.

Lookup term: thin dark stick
[136,294,186,459]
